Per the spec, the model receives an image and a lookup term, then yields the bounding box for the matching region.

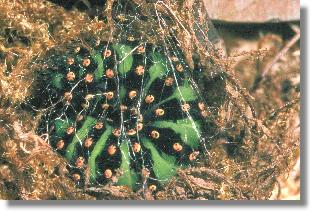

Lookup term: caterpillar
[30,36,212,191]
[27,0,219,192]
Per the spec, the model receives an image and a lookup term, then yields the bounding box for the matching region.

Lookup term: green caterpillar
[33,36,212,191]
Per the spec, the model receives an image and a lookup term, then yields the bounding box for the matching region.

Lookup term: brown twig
[186,167,243,199]
[226,73,257,119]
[266,98,300,121]
[262,25,300,78]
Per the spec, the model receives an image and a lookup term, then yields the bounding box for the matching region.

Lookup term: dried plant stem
[266,98,300,121]
[262,26,300,78]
